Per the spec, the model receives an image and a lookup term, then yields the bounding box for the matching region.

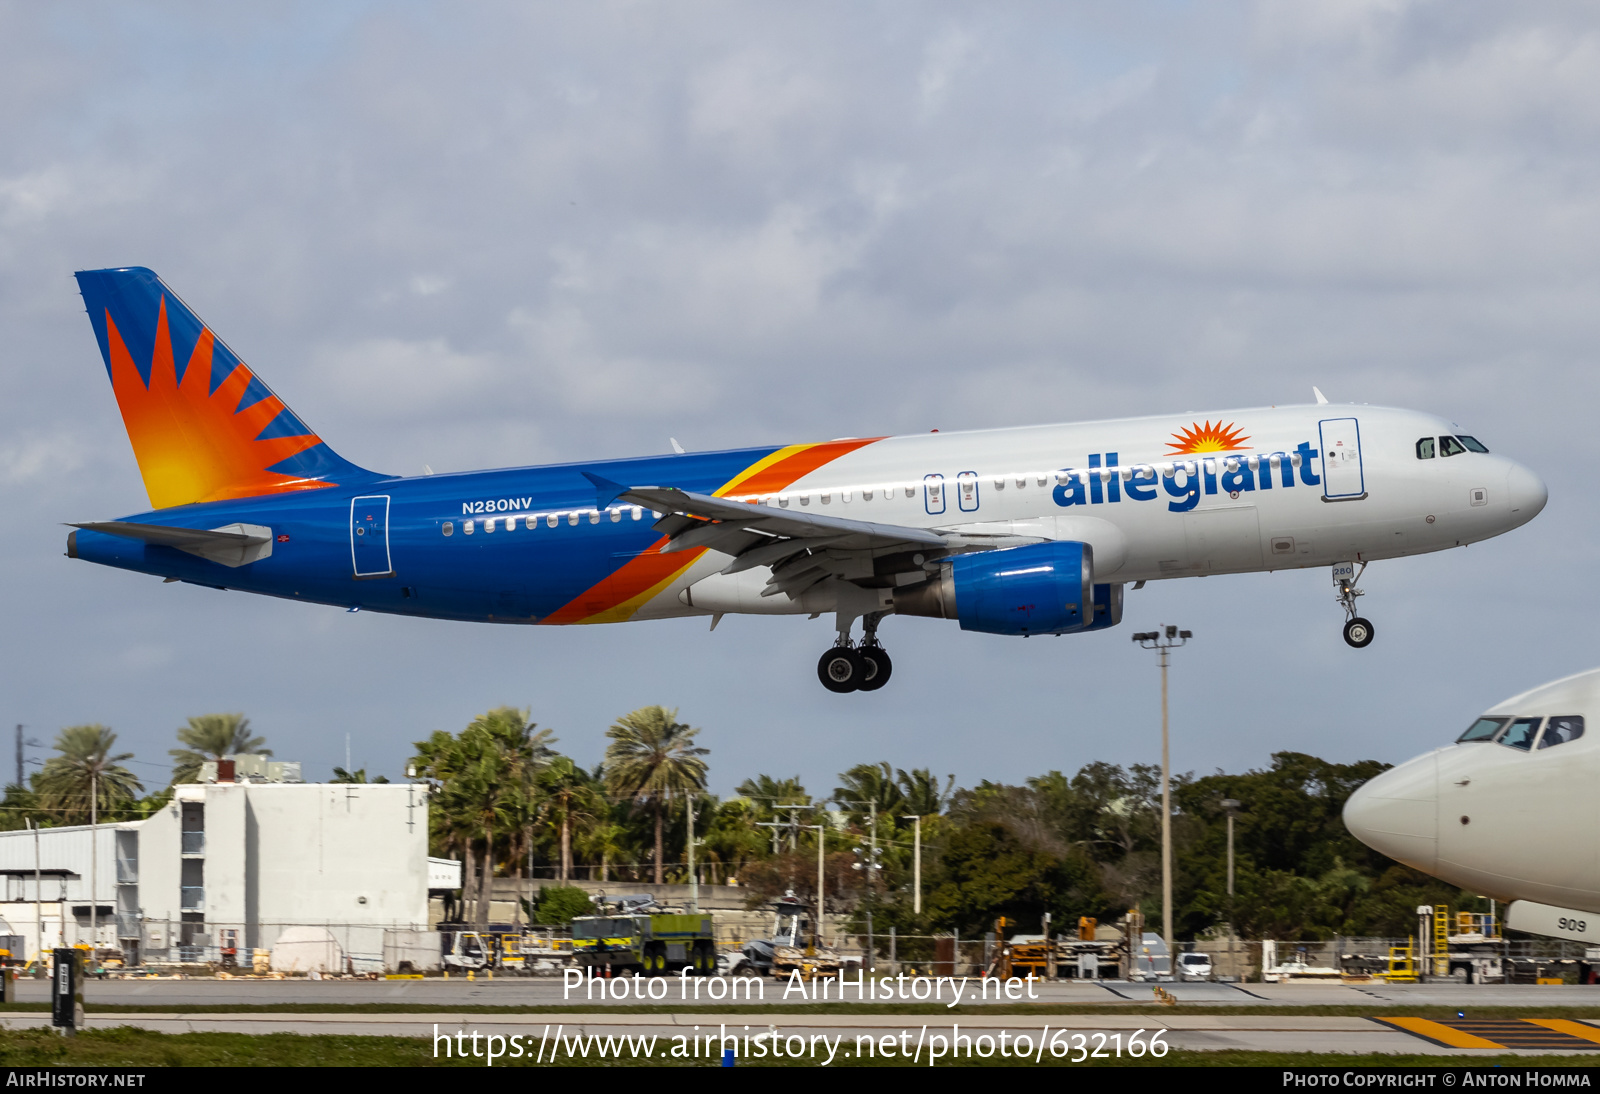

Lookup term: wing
[586,474,961,600]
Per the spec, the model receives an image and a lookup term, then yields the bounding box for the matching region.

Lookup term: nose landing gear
[1336,562,1375,648]
[817,612,893,692]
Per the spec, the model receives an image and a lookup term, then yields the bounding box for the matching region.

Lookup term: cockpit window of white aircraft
[1499,717,1542,751]
[1457,717,1507,741]
[1439,436,1468,457]
[1416,438,1436,459]
[1537,716,1585,749]
[1456,435,1490,453]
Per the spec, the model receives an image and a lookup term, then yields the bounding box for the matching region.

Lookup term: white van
[1177,951,1213,981]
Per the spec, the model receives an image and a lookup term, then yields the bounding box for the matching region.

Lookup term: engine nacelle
[894,541,1103,636]
[1084,580,1124,632]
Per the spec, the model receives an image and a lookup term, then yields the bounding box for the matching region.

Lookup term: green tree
[410,708,555,924]
[897,768,954,819]
[529,884,596,926]
[700,798,772,884]
[169,713,268,784]
[832,762,905,828]
[538,756,606,882]
[604,706,709,885]
[35,725,142,827]
[735,775,810,822]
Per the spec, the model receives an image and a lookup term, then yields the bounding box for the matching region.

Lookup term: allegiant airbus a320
[67,268,1547,691]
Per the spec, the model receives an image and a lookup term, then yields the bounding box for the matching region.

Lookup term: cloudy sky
[2,1,1596,799]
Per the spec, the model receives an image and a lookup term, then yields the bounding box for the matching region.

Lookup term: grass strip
[1,1028,1598,1067]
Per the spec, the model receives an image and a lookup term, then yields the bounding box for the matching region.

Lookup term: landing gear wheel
[856,647,893,691]
[817,647,864,692]
[1343,617,1375,649]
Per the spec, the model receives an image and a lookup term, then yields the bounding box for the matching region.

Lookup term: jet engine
[893,541,1120,636]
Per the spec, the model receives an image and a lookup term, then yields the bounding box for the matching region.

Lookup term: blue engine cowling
[893,541,1122,636]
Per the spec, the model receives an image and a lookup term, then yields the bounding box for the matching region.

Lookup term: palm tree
[896,768,954,819]
[604,706,709,885]
[35,725,142,826]
[577,817,629,882]
[456,708,555,923]
[832,761,905,827]
[169,713,268,784]
[539,757,606,882]
[735,774,810,817]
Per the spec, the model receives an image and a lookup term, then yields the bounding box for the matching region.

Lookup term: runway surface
[7,978,1600,1056]
[4,1009,1600,1056]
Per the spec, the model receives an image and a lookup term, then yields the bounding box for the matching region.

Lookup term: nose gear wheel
[1343,617,1375,648]
[1335,562,1374,648]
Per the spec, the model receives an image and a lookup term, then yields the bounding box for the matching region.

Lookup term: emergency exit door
[350,495,393,577]
[1318,418,1366,500]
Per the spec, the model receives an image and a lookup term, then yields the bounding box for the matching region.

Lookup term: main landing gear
[818,612,893,693]
[1336,562,1375,649]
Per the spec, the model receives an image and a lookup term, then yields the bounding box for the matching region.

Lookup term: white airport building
[0,768,459,972]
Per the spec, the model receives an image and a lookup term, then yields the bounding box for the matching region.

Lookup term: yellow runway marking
[1526,1018,1600,1044]
[1379,1017,1600,1050]
[1376,1017,1504,1048]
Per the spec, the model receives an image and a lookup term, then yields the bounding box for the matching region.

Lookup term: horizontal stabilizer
[69,520,274,568]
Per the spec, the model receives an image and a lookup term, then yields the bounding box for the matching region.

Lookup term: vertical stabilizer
[74,267,374,509]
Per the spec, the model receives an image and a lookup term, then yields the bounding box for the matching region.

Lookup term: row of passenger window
[1456,715,1584,751]
[1416,435,1489,460]
[443,506,648,536]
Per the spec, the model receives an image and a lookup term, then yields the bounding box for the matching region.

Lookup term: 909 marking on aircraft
[65,268,1548,692]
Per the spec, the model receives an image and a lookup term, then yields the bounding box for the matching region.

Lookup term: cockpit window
[1416,438,1436,460]
[1457,435,1489,453]
[1457,717,1507,742]
[1439,436,1467,457]
[1498,717,1541,751]
[1537,716,1584,749]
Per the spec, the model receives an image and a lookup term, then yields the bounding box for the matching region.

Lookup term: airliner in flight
[66,267,1547,691]
[1344,668,1600,944]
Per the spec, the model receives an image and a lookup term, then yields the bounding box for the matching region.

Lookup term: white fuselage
[1345,668,1600,939]
[663,402,1546,619]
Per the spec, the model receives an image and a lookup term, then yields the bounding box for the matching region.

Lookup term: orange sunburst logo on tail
[1165,420,1252,455]
[105,297,334,509]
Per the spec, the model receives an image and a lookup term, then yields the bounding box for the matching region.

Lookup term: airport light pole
[1132,625,1191,959]
[89,770,97,965]
[686,792,699,914]
[901,815,923,915]
[807,823,827,949]
[1221,799,1241,899]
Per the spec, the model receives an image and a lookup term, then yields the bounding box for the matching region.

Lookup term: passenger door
[1319,418,1366,500]
[350,495,393,578]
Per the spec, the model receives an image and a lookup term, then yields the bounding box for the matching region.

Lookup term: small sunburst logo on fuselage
[1166,420,1252,455]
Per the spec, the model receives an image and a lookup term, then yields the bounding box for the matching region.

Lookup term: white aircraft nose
[1506,462,1548,524]
[1343,754,1437,873]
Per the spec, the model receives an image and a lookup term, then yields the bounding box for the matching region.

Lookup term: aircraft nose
[1505,462,1548,524]
[1343,754,1437,873]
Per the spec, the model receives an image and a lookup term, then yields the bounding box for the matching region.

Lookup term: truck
[571,909,717,976]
